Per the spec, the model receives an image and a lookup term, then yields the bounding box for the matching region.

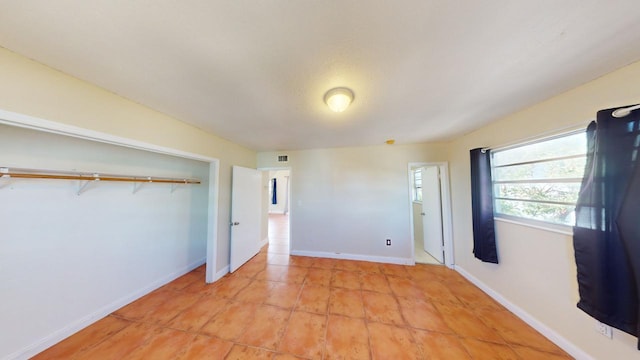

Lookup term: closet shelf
[0,167,200,195]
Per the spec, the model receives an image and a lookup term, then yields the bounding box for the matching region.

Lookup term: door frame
[258,166,292,254]
[408,162,454,268]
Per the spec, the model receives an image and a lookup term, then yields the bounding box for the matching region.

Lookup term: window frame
[490,129,587,232]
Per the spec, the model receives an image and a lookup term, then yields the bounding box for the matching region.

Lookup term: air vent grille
[277,155,289,162]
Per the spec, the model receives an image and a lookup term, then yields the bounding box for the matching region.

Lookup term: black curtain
[574,106,640,348]
[271,178,277,205]
[470,148,498,264]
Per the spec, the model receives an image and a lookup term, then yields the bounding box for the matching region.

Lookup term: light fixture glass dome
[324,87,354,112]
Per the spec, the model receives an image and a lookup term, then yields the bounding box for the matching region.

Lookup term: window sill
[494,216,573,236]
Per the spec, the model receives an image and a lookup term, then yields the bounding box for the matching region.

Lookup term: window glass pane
[491,129,587,227]
[493,132,587,166]
[495,183,581,203]
[493,156,586,181]
[495,199,576,225]
[412,169,422,202]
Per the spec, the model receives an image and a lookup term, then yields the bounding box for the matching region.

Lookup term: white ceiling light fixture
[324,87,354,112]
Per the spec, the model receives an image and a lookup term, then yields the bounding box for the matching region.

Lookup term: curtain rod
[480,104,639,153]
[480,121,590,154]
[612,104,640,118]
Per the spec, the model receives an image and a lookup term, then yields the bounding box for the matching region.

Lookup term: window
[412,168,423,202]
[491,130,587,227]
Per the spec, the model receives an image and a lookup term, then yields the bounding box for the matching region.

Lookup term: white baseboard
[454,266,593,360]
[9,258,206,360]
[290,250,413,265]
[259,237,269,248]
[215,265,230,281]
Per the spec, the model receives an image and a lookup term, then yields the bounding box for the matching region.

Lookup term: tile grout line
[39,235,571,359]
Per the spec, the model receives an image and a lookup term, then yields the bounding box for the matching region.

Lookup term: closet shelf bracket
[0,167,11,189]
[170,180,190,193]
[77,174,101,196]
[132,177,153,194]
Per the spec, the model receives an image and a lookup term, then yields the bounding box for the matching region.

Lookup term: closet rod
[0,168,200,184]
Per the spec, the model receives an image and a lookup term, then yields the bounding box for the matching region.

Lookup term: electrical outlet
[386,239,391,246]
[595,321,613,339]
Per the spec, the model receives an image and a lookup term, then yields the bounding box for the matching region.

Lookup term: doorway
[409,162,454,267]
[261,169,291,263]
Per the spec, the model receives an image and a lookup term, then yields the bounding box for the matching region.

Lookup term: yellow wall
[0,47,256,271]
[448,60,640,359]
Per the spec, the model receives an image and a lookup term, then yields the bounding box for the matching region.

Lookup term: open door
[422,166,445,263]
[230,166,262,272]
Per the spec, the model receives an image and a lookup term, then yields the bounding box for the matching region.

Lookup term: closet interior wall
[0,124,210,359]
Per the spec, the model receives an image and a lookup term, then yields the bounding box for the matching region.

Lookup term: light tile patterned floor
[33,215,572,359]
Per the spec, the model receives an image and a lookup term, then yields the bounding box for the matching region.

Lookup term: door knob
[421,212,426,216]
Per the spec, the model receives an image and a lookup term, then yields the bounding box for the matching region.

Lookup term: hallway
[263,214,290,266]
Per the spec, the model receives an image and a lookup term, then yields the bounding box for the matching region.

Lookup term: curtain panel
[470,148,499,264]
[574,106,640,348]
[271,178,277,205]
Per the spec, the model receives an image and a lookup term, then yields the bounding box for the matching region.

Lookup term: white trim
[439,163,455,269]
[0,109,217,162]
[455,266,593,360]
[260,237,269,248]
[494,217,573,236]
[215,265,230,282]
[8,258,205,360]
[291,250,413,265]
[205,161,220,283]
[407,162,455,269]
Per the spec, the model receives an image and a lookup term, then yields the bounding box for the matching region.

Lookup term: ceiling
[1,1,640,151]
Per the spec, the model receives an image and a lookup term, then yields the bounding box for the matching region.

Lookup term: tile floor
[33,215,572,359]
[413,239,442,265]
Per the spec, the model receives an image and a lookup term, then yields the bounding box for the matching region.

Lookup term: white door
[421,166,444,263]
[230,166,262,272]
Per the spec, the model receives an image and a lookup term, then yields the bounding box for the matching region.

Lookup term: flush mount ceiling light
[324,87,354,112]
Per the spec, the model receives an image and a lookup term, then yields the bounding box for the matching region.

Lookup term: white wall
[0,125,210,359]
[258,143,448,263]
[448,59,640,359]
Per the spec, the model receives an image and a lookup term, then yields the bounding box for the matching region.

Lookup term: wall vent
[277,155,289,162]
